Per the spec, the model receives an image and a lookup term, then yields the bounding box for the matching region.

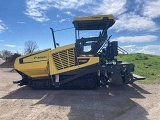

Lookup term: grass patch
[116,53,160,84]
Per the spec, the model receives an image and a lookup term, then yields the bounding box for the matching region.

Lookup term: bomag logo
[34,56,47,59]
[92,17,101,19]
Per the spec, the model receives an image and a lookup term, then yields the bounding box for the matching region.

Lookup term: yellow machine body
[14,44,99,78]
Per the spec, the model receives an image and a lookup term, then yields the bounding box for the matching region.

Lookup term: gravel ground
[0,68,159,120]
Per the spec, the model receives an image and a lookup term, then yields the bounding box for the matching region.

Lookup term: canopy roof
[73,15,115,30]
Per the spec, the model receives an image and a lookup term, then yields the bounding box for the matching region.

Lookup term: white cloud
[17,21,26,24]
[65,11,74,16]
[56,14,60,18]
[59,18,70,23]
[25,0,91,22]
[25,0,50,22]
[0,19,8,33]
[52,0,92,10]
[138,45,160,55]
[83,0,127,16]
[119,45,137,54]
[113,35,158,43]
[112,13,158,32]
[4,44,16,48]
[25,0,127,22]
[143,0,160,18]
[121,44,160,55]
[24,0,160,36]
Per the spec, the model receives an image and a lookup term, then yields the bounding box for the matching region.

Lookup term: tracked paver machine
[14,14,144,89]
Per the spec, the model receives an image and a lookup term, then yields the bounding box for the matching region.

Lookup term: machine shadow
[36,84,150,120]
[1,86,57,100]
[1,83,150,120]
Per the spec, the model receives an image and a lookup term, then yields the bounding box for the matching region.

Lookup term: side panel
[14,49,51,78]
[49,44,99,75]
[49,57,99,75]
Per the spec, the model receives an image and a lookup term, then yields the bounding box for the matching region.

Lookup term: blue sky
[0,0,160,55]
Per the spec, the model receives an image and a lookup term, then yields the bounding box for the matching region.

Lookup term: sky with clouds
[0,0,160,55]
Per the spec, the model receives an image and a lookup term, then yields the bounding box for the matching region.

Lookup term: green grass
[116,53,160,84]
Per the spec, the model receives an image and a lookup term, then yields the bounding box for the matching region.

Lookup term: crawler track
[26,73,99,90]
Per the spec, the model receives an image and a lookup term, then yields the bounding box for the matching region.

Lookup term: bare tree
[0,50,13,60]
[24,41,38,54]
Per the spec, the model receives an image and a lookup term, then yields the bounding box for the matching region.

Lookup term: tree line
[0,41,38,60]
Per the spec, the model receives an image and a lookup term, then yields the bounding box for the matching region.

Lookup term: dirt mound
[0,53,21,68]
[0,58,5,65]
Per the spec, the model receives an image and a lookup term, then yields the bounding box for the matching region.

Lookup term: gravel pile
[0,58,5,65]
[0,53,21,68]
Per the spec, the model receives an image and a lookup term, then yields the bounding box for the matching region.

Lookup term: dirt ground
[0,68,159,120]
